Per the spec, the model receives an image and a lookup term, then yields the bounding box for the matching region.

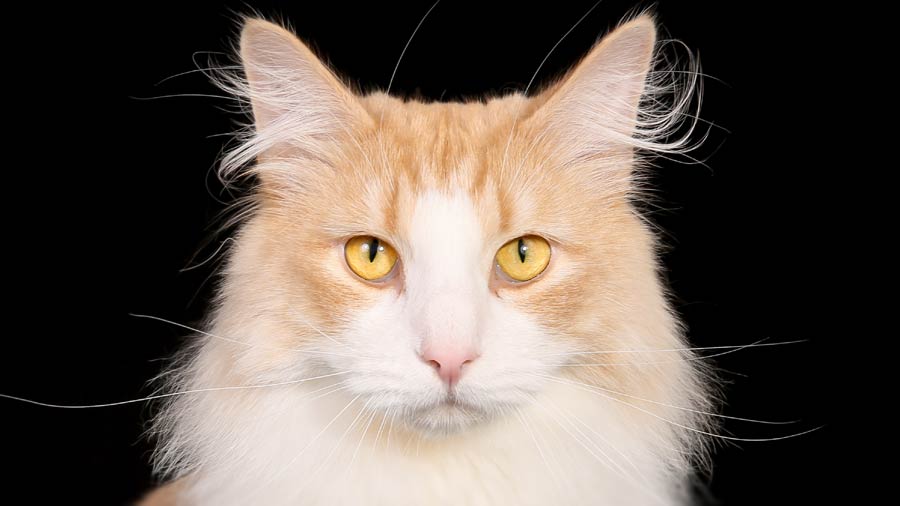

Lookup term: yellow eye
[345,236,399,281]
[495,235,551,282]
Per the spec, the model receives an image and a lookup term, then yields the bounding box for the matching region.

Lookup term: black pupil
[518,238,527,263]
[368,238,379,262]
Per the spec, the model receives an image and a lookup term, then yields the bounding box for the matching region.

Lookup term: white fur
[154,192,699,505]
[332,191,563,434]
[150,15,712,506]
[176,381,683,506]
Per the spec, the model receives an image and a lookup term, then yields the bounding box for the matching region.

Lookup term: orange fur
[148,14,713,505]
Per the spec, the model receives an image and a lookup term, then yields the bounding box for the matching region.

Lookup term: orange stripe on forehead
[381,166,400,236]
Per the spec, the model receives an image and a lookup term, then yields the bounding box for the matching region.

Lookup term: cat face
[214,17,684,437]
[248,101,641,435]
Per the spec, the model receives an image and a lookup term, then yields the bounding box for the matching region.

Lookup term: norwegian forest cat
[141,12,715,506]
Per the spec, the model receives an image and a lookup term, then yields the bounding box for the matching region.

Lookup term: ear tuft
[215,19,370,188]
[527,13,701,170]
[238,18,358,132]
[536,15,657,150]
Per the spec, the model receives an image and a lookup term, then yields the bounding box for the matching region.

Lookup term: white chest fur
[177,381,684,506]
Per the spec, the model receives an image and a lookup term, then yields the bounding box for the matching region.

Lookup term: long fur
[147,12,716,506]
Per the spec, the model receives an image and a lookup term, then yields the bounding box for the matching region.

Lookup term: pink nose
[422,347,479,387]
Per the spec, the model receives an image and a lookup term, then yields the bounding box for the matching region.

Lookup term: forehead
[352,95,532,236]
[310,94,608,248]
[368,95,542,182]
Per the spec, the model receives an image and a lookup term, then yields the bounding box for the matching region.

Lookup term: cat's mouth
[406,394,488,435]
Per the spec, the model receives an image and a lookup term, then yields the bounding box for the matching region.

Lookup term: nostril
[421,347,479,386]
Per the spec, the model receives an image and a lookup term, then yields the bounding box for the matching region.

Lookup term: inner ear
[239,19,368,134]
[526,15,658,161]
[225,19,372,192]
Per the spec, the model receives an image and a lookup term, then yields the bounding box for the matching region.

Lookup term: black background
[0,1,841,504]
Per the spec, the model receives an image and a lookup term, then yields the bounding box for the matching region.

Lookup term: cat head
[201,14,701,438]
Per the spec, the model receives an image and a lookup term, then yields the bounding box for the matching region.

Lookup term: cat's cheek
[322,296,425,381]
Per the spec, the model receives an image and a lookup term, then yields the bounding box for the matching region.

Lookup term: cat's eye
[345,236,399,281]
[495,235,551,282]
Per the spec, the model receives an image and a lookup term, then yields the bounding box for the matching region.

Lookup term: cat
[141,11,714,506]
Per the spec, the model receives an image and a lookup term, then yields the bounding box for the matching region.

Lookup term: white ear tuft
[217,19,369,186]
[562,16,655,134]
[536,16,656,157]
[239,19,358,133]
[529,15,700,169]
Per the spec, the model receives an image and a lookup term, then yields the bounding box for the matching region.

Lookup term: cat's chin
[405,398,490,437]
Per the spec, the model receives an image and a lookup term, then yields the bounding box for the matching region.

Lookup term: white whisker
[370,403,390,455]
[290,314,357,352]
[297,395,376,493]
[180,237,234,272]
[537,374,822,442]
[154,65,242,87]
[259,394,361,493]
[550,338,806,368]
[499,0,603,172]
[539,373,796,425]
[544,395,647,480]
[528,400,575,491]
[545,338,806,357]
[0,370,351,409]
[532,397,632,487]
[130,93,234,101]
[130,313,363,358]
[347,396,381,475]
[514,406,564,497]
[380,0,441,126]
[536,397,669,506]
[241,383,352,442]
[385,407,398,455]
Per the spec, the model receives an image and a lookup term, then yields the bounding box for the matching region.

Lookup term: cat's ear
[528,15,657,163]
[238,19,368,151]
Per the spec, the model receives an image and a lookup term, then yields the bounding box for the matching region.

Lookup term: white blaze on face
[404,190,487,366]
[331,186,562,435]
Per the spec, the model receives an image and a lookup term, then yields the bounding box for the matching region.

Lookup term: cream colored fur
[146,13,713,506]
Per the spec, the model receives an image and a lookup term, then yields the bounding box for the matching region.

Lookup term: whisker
[370,403,391,455]
[0,370,351,409]
[536,374,822,442]
[260,394,361,491]
[297,395,376,493]
[380,0,441,125]
[130,313,362,358]
[347,396,381,475]
[534,397,624,479]
[242,382,351,432]
[523,0,602,98]
[401,419,418,457]
[154,65,242,86]
[528,399,575,491]
[544,338,806,357]
[499,0,603,172]
[514,406,565,496]
[385,407,398,455]
[129,93,234,101]
[540,397,670,506]
[180,238,234,272]
[549,338,806,368]
[373,0,441,198]
[290,314,357,352]
[538,373,797,425]
[543,395,648,481]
